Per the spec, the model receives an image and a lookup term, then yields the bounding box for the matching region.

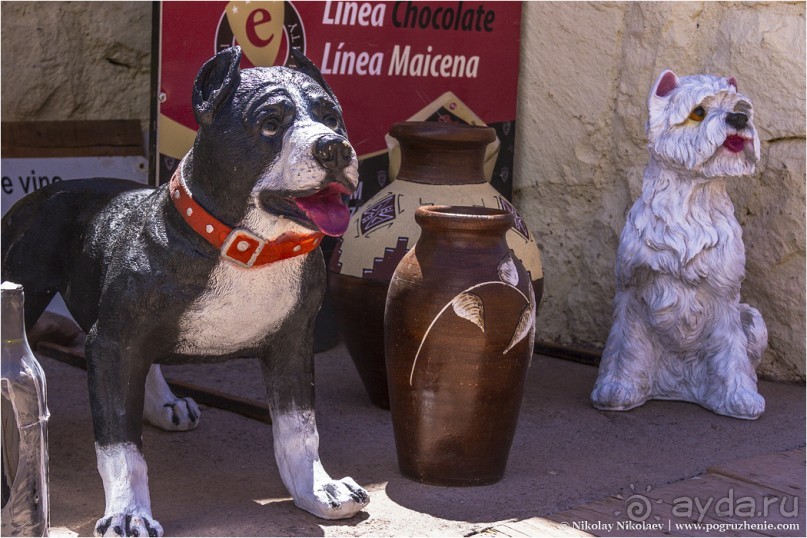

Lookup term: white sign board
[1,156,148,215]
[2,156,149,317]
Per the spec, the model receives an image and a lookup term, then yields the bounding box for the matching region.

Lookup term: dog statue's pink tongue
[723,135,746,153]
[294,185,350,237]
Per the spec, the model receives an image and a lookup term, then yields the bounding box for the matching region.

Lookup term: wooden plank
[547,506,667,536]
[551,498,769,538]
[479,525,522,537]
[2,120,144,157]
[534,451,802,538]
[708,448,806,497]
[36,341,271,424]
[488,518,594,537]
[492,523,532,537]
[512,517,595,537]
[601,493,764,537]
[575,502,675,536]
[642,473,803,536]
[546,481,770,537]
[624,495,766,537]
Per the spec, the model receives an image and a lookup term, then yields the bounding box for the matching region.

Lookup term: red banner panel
[158,1,521,204]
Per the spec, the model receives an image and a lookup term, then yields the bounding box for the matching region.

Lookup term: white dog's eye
[688,106,706,122]
[323,114,340,131]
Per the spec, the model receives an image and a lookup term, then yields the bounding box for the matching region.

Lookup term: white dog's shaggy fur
[590,70,767,420]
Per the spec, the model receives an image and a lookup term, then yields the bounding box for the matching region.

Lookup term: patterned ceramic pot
[328,121,543,408]
[385,206,535,485]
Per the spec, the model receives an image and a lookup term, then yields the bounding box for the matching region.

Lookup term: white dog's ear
[652,69,679,98]
[193,46,242,126]
[648,69,678,114]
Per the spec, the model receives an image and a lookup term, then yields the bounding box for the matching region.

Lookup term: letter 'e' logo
[215,1,305,66]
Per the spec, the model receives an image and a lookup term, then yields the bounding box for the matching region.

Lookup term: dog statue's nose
[726,112,748,130]
[314,136,354,171]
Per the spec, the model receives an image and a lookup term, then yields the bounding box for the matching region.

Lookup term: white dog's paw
[295,477,370,520]
[144,395,201,431]
[95,512,163,537]
[591,378,648,411]
[715,387,765,420]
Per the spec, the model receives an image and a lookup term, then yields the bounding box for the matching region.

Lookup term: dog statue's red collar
[169,170,324,268]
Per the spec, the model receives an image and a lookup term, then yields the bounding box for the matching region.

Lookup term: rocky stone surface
[2,2,803,381]
[1,2,151,127]
[516,2,805,382]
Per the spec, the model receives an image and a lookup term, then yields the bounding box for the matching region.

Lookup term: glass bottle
[1,281,50,536]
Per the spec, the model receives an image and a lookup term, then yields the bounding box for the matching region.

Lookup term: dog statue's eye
[688,106,706,122]
[323,114,340,131]
[260,120,280,137]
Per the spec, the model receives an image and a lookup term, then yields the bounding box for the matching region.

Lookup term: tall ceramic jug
[385,206,535,485]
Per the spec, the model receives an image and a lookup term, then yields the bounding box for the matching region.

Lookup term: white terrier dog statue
[591,69,767,420]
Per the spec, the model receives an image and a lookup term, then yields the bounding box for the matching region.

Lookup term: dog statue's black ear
[287,48,341,108]
[193,46,242,126]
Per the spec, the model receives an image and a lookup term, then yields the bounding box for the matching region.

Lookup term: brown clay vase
[385,206,536,486]
[329,122,543,409]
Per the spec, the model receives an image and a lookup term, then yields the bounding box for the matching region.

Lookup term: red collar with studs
[168,170,324,268]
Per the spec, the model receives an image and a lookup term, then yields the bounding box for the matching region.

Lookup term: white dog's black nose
[726,112,748,130]
[314,135,353,171]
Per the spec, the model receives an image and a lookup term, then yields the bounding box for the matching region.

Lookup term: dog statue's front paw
[95,512,163,537]
[144,395,201,431]
[713,387,765,420]
[591,378,648,411]
[295,476,370,520]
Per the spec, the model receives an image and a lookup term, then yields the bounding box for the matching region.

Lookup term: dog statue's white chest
[174,256,306,356]
[622,170,745,285]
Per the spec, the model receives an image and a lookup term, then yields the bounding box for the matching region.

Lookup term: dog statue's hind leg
[143,364,201,431]
[741,303,767,369]
[700,306,766,420]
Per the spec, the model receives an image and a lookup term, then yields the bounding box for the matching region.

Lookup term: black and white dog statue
[1,46,369,536]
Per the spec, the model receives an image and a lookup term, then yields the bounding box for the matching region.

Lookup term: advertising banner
[158,0,522,207]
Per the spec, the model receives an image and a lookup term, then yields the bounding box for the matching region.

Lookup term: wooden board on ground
[498,447,805,538]
[642,472,803,536]
[708,448,805,497]
[481,516,593,537]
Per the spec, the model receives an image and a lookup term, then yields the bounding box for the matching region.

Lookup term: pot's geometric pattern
[331,178,543,283]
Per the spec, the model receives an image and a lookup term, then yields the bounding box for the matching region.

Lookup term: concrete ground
[39,344,804,537]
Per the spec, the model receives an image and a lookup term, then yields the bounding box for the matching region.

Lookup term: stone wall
[2,1,804,381]
[0,2,151,126]
[516,2,806,382]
